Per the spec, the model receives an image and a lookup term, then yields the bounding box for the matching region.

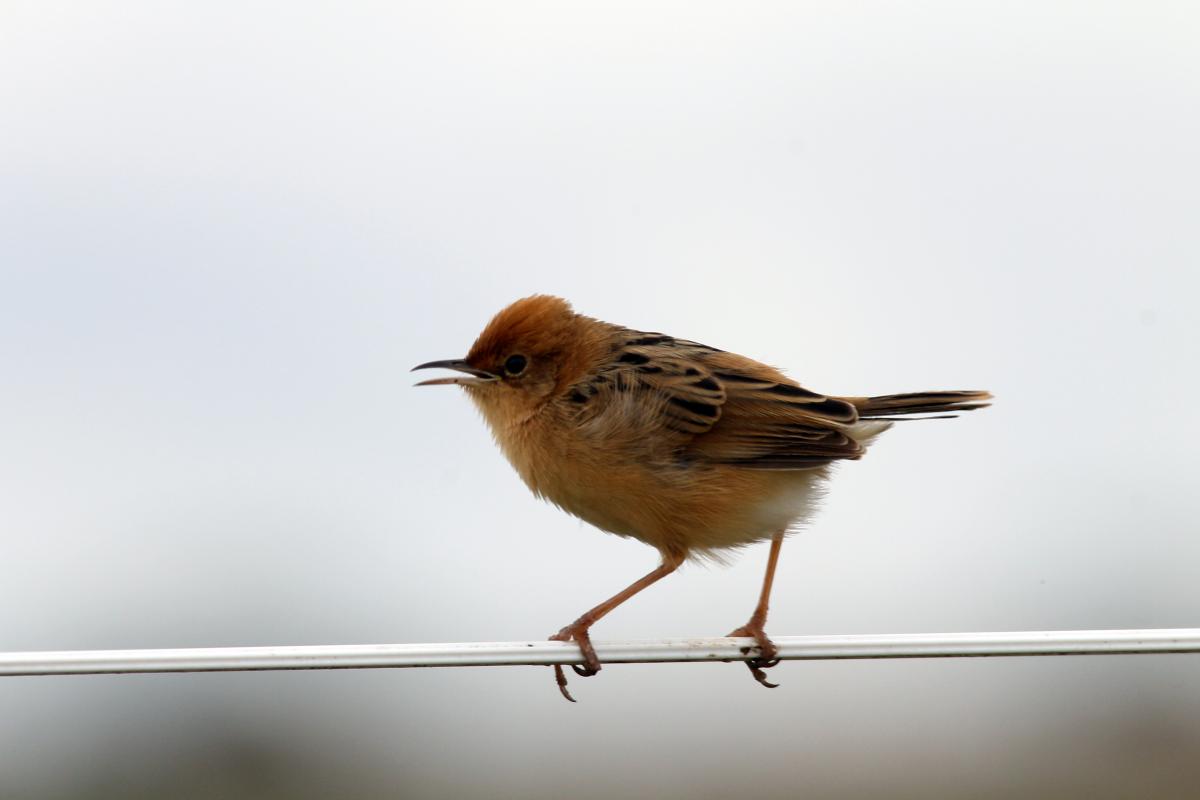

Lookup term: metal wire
[3,629,1199,676]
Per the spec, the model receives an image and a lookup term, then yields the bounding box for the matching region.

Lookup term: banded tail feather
[851,390,992,420]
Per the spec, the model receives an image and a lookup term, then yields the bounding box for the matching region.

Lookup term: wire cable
[3,629,1198,676]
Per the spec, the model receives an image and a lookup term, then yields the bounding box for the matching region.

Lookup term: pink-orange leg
[549,554,683,702]
[727,529,785,688]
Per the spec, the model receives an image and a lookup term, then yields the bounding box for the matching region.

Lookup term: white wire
[3,629,1199,676]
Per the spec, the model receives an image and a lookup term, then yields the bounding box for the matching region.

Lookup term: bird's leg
[549,554,683,702]
[728,529,785,688]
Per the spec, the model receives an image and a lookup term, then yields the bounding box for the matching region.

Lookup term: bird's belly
[529,455,830,558]
[534,462,673,545]
[741,470,829,537]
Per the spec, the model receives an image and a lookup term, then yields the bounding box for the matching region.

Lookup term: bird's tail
[848,390,993,420]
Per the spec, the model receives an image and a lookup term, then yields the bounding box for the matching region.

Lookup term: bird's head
[413,295,604,422]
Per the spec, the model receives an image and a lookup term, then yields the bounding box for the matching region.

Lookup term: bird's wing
[564,331,865,470]
[564,333,727,444]
[685,350,866,469]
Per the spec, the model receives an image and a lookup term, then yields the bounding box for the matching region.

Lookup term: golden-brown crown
[466,295,579,370]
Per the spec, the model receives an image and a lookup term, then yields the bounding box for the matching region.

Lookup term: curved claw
[746,658,780,688]
[728,624,782,689]
[553,664,577,702]
[548,624,602,702]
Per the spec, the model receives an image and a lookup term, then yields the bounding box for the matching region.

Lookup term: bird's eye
[503,354,528,376]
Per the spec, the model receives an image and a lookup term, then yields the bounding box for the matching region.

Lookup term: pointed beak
[411,359,500,387]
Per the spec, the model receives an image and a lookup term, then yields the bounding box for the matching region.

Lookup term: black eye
[503,354,528,376]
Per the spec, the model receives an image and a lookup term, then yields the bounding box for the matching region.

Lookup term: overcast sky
[3,3,1199,798]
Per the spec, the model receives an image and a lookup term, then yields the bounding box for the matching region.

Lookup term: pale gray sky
[3,2,1199,797]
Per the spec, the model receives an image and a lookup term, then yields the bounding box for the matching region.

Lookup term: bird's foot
[548,623,602,703]
[727,622,781,689]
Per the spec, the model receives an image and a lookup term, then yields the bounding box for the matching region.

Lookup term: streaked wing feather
[689,353,865,469]
[563,334,727,450]
[567,331,864,470]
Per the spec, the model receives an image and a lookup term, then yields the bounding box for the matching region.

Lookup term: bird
[413,295,990,701]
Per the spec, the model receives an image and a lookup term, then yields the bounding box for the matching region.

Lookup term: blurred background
[3,2,1199,797]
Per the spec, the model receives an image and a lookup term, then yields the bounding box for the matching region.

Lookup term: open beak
[411,359,500,387]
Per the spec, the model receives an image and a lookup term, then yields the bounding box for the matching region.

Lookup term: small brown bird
[414,295,989,701]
